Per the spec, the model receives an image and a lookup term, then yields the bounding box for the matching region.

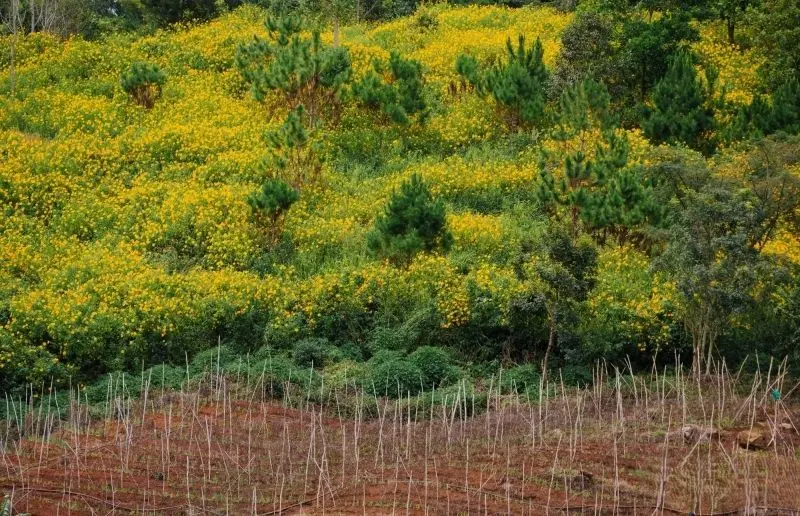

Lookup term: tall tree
[658,182,761,376]
[527,226,597,382]
[716,0,759,44]
[538,80,662,243]
[618,12,699,102]
[1,0,22,93]
[657,135,800,376]
[753,0,800,88]
[643,51,715,153]
[550,12,615,99]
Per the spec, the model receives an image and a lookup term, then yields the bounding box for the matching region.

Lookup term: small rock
[738,428,771,450]
[682,425,719,445]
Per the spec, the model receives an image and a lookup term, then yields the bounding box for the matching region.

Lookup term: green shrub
[248,353,321,398]
[189,346,237,376]
[142,364,185,391]
[323,359,366,389]
[120,62,166,109]
[142,0,218,25]
[407,345,458,389]
[499,363,541,395]
[337,341,366,362]
[366,357,423,397]
[292,337,330,367]
[368,348,405,365]
[559,364,593,387]
[400,380,488,420]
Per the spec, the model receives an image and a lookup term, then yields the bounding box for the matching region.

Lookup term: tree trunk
[8,0,21,94]
[727,18,735,45]
[333,17,340,48]
[542,311,556,385]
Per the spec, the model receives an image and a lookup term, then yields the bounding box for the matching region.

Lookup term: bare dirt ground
[3,366,800,514]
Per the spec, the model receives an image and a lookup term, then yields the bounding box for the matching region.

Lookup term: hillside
[1,2,799,394]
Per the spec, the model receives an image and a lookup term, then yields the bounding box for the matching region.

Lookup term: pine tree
[262,105,323,191]
[724,78,799,141]
[141,0,217,25]
[643,51,715,153]
[456,35,549,130]
[120,61,166,109]
[352,51,427,125]
[236,13,351,125]
[727,94,771,141]
[538,80,661,244]
[368,174,452,267]
[766,78,800,134]
[248,178,299,246]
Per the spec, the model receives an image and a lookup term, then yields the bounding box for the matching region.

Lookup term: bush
[189,346,238,376]
[141,0,218,25]
[120,62,166,109]
[323,359,366,389]
[292,338,330,368]
[407,345,458,389]
[366,357,423,397]
[499,363,540,395]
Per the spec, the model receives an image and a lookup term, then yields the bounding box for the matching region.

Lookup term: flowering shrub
[1,3,794,391]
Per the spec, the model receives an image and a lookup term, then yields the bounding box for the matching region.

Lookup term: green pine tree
[726,94,771,141]
[120,61,166,109]
[352,51,427,125]
[248,178,299,246]
[538,80,661,244]
[236,13,351,125]
[643,51,715,153]
[262,105,323,191]
[724,78,799,141]
[456,35,549,130]
[766,78,800,134]
[368,174,452,267]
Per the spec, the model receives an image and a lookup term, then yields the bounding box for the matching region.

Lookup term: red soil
[3,389,800,514]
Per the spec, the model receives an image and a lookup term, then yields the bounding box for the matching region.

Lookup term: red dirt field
[3,370,800,514]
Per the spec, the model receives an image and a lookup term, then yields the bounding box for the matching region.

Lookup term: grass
[2,357,800,514]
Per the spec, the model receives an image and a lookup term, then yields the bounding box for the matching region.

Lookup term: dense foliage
[1,0,799,394]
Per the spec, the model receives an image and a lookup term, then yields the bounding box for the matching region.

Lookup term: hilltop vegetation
[0,0,799,394]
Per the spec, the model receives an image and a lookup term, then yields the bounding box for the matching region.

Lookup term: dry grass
[2,357,800,514]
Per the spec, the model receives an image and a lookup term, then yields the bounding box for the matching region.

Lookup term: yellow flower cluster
[9,3,764,384]
[692,24,764,106]
[361,5,569,86]
[449,212,514,256]
[428,94,502,148]
[587,246,678,352]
